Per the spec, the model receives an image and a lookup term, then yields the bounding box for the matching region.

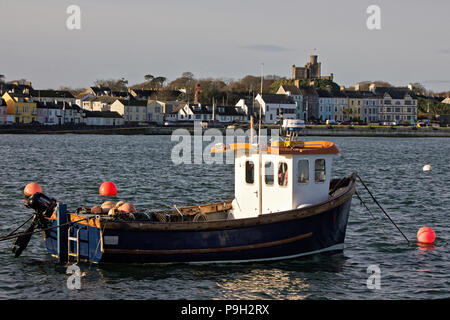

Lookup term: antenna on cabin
[212,97,215,122]
[259,63,264,145]
[258,63,264,216]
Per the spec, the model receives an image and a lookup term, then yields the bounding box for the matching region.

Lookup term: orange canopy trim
[211,141,339,155]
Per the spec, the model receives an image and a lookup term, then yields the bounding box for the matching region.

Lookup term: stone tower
[292,55,332,82]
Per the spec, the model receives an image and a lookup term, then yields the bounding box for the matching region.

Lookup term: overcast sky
[1,0,449,92]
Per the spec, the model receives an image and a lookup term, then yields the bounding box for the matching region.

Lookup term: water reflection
[72,253,349,299]
[417,242,436,253]
[215,268,310,299]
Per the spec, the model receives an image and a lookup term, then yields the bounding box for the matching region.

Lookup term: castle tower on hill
[292,55,333,83]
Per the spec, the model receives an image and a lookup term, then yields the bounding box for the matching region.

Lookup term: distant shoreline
[1,125,449,137]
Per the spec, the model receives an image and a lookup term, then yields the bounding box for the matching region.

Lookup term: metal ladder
[68,226,80,263]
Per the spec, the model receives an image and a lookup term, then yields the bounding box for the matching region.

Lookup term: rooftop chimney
[194,83,201,104]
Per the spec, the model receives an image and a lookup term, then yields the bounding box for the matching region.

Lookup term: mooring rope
[0,217,90,242]
[356,174,410,243]
[88,220,107,269]
[355,189,391,243]
[1,215,34,239]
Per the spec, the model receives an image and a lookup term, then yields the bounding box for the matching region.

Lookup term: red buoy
[24,182,42,197]
[417,227,436,244]
[99,182,117,196]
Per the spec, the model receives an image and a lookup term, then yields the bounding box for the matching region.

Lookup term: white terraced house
[374,87,418,124]
[255,93,297,124]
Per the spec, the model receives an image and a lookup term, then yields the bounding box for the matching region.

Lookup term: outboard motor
[12,192,57,258]
[25,192,57,218]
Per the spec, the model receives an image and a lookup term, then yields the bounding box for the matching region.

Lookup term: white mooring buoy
[423,164,431,172]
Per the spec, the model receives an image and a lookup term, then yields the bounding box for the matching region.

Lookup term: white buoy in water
[423,164,431,171]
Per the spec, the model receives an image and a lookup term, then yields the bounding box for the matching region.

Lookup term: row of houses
[0,79,421,126]
[0,89,247,126]
[0,92,125,126]
[272,84,419,124]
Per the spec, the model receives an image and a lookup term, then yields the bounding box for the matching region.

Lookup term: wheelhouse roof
[211,141,339,155]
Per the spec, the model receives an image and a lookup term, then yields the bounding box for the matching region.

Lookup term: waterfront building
[360,91,382,123]
[83,110,124,126]
[375,87,418,124]
[44,102,64,125]
[36,101,72,125]
[166,103,211,122]
[0,99,7,124]
[235,98,257,120]
[332,91,348,122]
[299,87,319,122]
[344,91,364,121]
[2,92,37,124]
[148,100,185,124]
[110,99,148,124]
[75,92,94,108]
[254,93,297,124]
[77,95,98,111]
[36,102,48,124]
[36,101,85,125]
[0,80,33,96]
[276,86,319,122]
[63,103,84,124]
[31,90,76,105]
[213,105,247,123]
[76,95,116,112]
[316,89,334,121]
[276,85,306,120]
[147,100,164,124]
[92,96,117,111]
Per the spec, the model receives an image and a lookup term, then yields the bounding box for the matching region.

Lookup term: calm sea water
[0,134,448,300]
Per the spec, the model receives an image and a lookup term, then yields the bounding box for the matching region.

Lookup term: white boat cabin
[212,121,340,220]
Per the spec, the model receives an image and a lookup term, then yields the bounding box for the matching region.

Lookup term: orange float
[24,183,42,197]
[417,227,436,244]
[99,182,117,196]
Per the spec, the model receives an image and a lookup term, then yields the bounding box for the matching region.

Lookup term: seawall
[0,125,449,137]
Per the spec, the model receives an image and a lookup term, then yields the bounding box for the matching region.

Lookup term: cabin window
[315,159,326,182]
[278,162,288,187]
[245,161,254,184]
[264,162,274,185]
[297,160,309,183]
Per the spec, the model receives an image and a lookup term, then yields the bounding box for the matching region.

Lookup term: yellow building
[2,92,37,124]
[345,92,364,121]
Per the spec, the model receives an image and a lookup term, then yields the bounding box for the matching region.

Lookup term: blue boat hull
[43,177,355,264]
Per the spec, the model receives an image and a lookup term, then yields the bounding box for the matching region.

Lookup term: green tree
[299,78,340,93]
[154,76,167,88]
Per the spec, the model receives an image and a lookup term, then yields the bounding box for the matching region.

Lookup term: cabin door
[234,156,260,218]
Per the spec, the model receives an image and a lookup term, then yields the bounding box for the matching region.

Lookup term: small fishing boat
[13,119,356,264]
